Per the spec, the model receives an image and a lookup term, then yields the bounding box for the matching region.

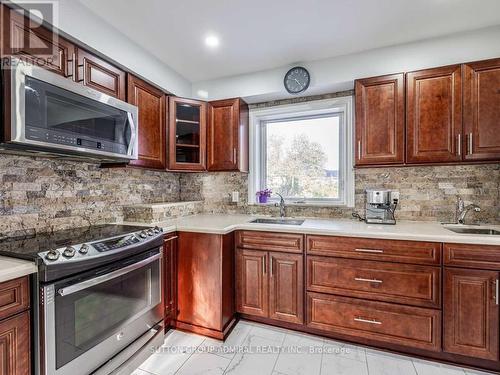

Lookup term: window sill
[249,202,352,208]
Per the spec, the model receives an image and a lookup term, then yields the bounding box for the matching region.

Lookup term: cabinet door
[355,73,404,165]
[406,65,462,163]
[208,98,249,172]
[269,252,303,324]
[463,58,500,161]
[444,268,499,361]
[168,97,207,171]
[2,5,75,77]
[127,75,167,169]
[236,249,268,317]
[164,234,177,325]
[76,48,126,100]
[0,311,30,375]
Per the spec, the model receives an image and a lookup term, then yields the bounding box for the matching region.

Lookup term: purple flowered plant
[256,189,272,203]
[256,189,272,198]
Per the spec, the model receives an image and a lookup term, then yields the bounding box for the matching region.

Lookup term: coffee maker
[365,189,398,225]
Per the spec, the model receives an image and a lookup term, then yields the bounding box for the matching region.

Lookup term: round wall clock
[284,66,310,94]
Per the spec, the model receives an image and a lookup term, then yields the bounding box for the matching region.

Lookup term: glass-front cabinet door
[168,97,207,171]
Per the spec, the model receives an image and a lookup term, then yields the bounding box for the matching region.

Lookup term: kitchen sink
[250,218,305,225]
[444,226,500,235]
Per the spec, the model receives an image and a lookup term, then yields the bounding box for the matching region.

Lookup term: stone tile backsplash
[180,164,500,224]
[0,152,498,239]
[0,154,181,237]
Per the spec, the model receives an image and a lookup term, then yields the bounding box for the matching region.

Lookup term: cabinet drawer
[307,257,441,308]
[444,243,500,270]
[306,292,441,352]
[0,277,29,321]
[236,231,303,253]
[306,235,441,265]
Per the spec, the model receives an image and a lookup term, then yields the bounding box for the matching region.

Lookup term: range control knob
[45,249,60,261]
[147,229,154,236]
[154,226,163,233]
[79,244,90,254]
[63,246,76,258]
[139,231,148,239]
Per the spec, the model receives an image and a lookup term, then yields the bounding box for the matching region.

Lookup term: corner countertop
[0,256,37,283]
[123,214,500,246]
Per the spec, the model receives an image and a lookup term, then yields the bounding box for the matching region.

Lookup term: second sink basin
[250,218,305,226]
[444,226,500,235]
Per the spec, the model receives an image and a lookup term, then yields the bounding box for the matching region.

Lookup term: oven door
[41,249,163,375]
[8,58,138,160]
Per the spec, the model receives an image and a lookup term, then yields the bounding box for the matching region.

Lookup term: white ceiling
[78,0,500,82]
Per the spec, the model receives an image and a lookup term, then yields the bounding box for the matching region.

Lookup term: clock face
[284,67,310,94]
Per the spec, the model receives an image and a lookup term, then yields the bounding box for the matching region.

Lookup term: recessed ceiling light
[205,35,220,48]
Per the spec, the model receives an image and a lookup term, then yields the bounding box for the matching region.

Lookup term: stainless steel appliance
[0,225,165,375]
[1,58,138,161]
[365,189,398,225]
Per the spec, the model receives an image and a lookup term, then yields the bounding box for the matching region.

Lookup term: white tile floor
[133,320,492,375]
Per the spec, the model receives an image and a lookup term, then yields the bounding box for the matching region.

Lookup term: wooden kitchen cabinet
[406,65,463,163]
[1,4,75,77]
[0,276,31,375]
[463,58,500,161]
[0,311,30,375]
[269,252,303,324]
[75,48,126,100]
[163,233,178,327]
[176,232,235,339]
[207,98,249,172]
[168,97,207,171]
[236,249,268,317]
[127,75,167,169]
[444,268,499,361]
[355,73,405,166]
[236,232,304,324]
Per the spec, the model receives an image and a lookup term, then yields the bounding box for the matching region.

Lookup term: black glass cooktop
[0,225,147,261]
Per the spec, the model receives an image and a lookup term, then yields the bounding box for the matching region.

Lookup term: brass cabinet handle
[354,317,382,325]
[354,248,384,254]
[457,134,461,156]
[468,133,473,155]
[270,258,274,277]
[354,277,383,284]
[164,236,178,242]
[358,140,361,160]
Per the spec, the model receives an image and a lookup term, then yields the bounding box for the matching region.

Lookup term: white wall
[192,25,500,103]
[13,0,191,97]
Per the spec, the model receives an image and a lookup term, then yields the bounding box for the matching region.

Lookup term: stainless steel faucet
[275,193,286,218]
[456,196,481,224]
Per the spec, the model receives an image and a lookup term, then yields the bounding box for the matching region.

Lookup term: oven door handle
[57,253,160,297]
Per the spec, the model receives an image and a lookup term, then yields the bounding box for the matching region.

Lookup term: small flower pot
[258,195,269,204]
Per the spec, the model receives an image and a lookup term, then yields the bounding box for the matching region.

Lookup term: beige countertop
[0,256,37,283]
[123,214,500,246]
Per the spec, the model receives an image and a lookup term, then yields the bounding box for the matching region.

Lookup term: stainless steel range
[0,224,165,375]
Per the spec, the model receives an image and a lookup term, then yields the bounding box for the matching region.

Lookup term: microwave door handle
[57,253,160,297]
[126,111,137,157]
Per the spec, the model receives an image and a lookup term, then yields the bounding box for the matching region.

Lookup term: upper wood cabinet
[168,97,207,171]
[208,98,249,172]
[2,5,75,77]
[75,48,126,101]
[406,65,463,164]
[444,268,499,361]
[355,73,405,166]
[127,75,167,169]
[463,58,500,161]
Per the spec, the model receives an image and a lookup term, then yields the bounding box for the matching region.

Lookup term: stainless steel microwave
[2,58,138,161]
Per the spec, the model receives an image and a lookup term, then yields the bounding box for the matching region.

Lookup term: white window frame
[248,96,355,207]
